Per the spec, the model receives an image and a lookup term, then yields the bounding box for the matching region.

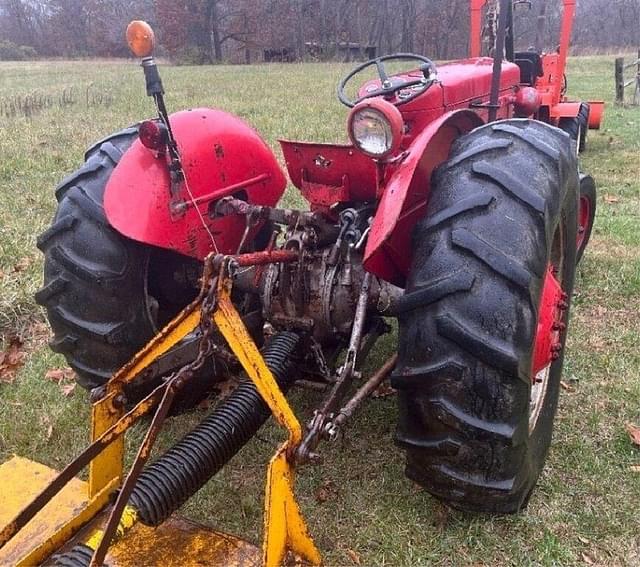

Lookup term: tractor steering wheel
[337,53,437,108]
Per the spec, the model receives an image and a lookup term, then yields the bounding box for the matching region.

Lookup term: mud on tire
[393,120,579,513]
[36,128,197,392]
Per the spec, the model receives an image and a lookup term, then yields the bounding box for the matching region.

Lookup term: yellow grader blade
[0,456,261,567]
[0,254,320,567]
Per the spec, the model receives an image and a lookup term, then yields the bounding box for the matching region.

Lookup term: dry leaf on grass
[603,194,620,204]
[625,422,640,447]
[315,480,337,503]
[345,549,361,565]
[60,382,76,397]
[0,338,26,384]
[577,535,591,545]
[560,380,575,392]
[581,552,595,565]
[30,321,51,343]
[45,367,75,383]
[630,465,640,473]
[13,256,32,272]
[372,382,396,398]
[44,367,77,397]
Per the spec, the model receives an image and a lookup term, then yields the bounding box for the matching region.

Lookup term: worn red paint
[104,108,286,259]
[532,265,565,376]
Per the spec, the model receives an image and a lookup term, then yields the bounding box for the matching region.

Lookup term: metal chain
[159,266,219,390]
[90,263,222,565]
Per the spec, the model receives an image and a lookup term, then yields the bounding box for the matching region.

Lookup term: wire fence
[0,84,113,119]
[615,50,640,106]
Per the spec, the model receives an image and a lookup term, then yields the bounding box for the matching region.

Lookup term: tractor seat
[514,51,544,85]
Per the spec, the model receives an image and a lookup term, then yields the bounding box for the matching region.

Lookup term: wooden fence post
[615,57,625,105]
[634,49,640,106]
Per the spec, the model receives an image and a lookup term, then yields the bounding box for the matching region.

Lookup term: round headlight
[348,99,403,158]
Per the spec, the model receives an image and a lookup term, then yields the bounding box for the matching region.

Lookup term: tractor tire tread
[435,314,522,379]
[450,227,535,288]
[423,194,495,232]
[36,127,155,391]
[471,161,546,214]
[391,271,475,314]
[395,119,578,514]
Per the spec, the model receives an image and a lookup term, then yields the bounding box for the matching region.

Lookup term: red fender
[364,110,483,286]
[550,101,582,121]
[105,108,286,259]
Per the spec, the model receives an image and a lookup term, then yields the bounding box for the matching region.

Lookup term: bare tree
[0,0,637,61]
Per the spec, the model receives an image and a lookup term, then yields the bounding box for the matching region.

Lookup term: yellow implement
[0,254,320,567]
[0,457,260,567]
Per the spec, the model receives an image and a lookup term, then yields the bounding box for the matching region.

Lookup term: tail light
[138,120,168,152]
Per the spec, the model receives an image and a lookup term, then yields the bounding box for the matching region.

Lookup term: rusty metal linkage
[294,271,373,465]
[327,354,398,438]
[90,373,183,566]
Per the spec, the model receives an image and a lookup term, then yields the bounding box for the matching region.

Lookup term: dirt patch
[588,238,640,260]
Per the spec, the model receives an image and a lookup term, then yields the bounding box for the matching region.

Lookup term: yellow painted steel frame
[14,479,118,567]
[5,257,320,567]
[214,274,321,567]
[3,303,203,565]
[90,307,201,497]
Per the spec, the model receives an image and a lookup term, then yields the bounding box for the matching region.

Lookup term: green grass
[1,55,639,566]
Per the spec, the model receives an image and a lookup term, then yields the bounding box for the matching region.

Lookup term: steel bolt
[90,385,107,403]
[113,394,128,408]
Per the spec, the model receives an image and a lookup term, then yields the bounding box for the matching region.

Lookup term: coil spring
[128,331,300,526]
[51,543,93,566]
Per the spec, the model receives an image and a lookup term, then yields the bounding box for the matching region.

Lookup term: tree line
[0,0,637,63]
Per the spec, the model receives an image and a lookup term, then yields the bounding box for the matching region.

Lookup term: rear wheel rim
[530,222,566,432]
[530,366,551,431]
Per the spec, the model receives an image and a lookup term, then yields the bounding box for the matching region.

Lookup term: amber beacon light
[126,20,155,58]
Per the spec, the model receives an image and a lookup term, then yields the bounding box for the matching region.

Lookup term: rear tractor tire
[393,120,579,514]
[36,128,205,400]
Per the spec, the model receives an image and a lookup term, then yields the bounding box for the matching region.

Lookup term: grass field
[0,55,639,566]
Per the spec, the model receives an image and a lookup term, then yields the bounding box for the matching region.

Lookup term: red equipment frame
[104,0,603,287]
[471,0,604,125]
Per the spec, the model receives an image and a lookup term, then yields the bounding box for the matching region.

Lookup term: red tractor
[13,0,602,564]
